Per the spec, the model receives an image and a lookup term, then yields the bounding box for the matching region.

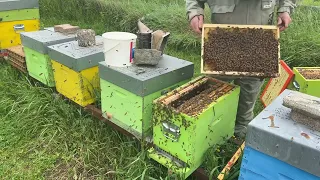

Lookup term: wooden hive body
[7,45,27,73]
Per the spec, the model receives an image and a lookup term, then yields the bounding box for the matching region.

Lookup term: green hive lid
[20,29,76,54]
[48,36,105,72]
[246,89,320,177]
[0,0,39,11]
[99,55,194,97]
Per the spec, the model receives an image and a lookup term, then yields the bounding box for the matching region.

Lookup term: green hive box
[0,0,39,22]
[292,67,320,98]
[20,29,76,87]
[0,0,39,12]
[99,55,194,140]
[148,76,240,179]
[0,9,39,22]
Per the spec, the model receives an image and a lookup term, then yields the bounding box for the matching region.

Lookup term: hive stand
[6,45,27,73]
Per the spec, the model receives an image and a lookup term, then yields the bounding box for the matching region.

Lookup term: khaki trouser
[208,0,276,138]
[217,77,264,138]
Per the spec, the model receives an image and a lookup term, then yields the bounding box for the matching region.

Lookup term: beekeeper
[186,0,297,139]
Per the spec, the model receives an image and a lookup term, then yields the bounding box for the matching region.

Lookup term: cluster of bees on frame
[203,27,279,75]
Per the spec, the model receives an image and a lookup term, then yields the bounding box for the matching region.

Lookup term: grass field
[1,0,320,179]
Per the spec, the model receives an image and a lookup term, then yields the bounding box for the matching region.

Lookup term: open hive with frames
[149,76,241,179]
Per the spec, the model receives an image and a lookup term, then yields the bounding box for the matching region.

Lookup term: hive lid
[0,0,39,11]
[246,89,320,177]
[48,36,104,72]
[99,55,194,97]
[20,29,76,54]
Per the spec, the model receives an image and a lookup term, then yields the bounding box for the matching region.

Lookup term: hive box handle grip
[14,24,25,32]
[162,121,180,142]
[293,80,300,91]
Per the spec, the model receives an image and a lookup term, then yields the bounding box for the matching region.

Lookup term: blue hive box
[239,89,320,180]
[240,147,319,180]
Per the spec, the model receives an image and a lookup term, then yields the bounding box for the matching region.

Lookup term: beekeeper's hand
[190,15,204,34]
[278,12,292,31]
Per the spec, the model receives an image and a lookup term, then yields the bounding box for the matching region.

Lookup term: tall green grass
[280,6,320,67]
[0,63,169,179]
[39,0,320,68]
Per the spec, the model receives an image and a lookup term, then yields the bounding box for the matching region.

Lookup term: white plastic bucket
[102,32,137,67]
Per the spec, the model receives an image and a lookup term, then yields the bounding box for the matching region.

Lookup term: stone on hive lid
[54,24,80,34]
[290,110,320,131]
[283,93,320,119]
[76,29,96,47]
[54,24,70,32]
[133,49,162,65]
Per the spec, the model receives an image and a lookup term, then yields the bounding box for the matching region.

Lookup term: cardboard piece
[260,60,294,107]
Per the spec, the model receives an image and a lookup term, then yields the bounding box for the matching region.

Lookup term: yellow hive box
[51,61,100,107]
[0,19,40,49]
[48,36,104,107]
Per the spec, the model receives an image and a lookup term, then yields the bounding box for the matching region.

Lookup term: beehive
[0,0,40,50]
[20,29,76,87]
[7,45,27,73]
[99,55,194,139]
[240,89,320,179]
[292,67,320,98]
[201,24,280,78]
[148,76,240,179]
[48,36,104,107]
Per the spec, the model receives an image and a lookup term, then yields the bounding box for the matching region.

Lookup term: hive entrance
[298,68,320,80]
[203,26,279,77]
[168,79,234,116]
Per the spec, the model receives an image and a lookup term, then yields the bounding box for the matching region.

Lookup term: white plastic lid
[102,32,137,40]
